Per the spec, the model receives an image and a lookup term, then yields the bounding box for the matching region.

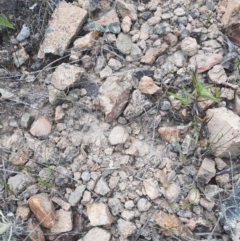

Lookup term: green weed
[0,14,14,30]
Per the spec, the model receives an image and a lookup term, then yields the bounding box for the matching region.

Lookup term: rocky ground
[1,0,240,240]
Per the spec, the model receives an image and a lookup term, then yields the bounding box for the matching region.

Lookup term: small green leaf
[0,14,14,29]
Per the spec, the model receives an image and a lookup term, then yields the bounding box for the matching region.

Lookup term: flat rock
[116,0,137,21]
[108,126,129,145]
[87,203,113,226]
[117,219,137,238]
[108,198,124,216]
[28,194,56,229]
[207,107,240,157]
[94,75,132,122]
[38,2,87,57]
[197,158,216,185]
[143,179,159,199]
[51,63,86,91]
[13,48,29,67]
[208,65,227,84]
[116,33,132,55]
[165,183,181,203]
[50,209,73,233]
[139,76,161,94]
[123,90,153,119]
[189,53,223,73]
[68,185,86,206]
[221,0,240,27]
[30,116,52,138]
[80,227,111,241]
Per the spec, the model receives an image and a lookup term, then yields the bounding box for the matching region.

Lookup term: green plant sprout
[0,14,14,29]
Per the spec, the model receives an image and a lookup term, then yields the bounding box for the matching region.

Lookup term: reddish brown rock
[72,31,98,50]
[38,2,87,57]
[189,54,223,73]
[28,194,56,229]
[94,75,132,122]
[95,9,120,27]
[158,127,180,143]
[141,48,161,65]
[30,116,52,138]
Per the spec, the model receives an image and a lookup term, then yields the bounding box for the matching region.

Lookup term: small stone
[138,76,161,95]
[164,33,178,47]
[197,158,216,185]
[137,198,151,212]
[189,54,223,73]
[187,188,200,205]
[87,203,113,226]
[165,183,181,203]
[181,37,198,57]
[94,178,110,195]
[171,51,185,68]
[13,48,29,67]
[55,106,65,121]
[16,206,30,221]
[215,173,230,186]
[116,33,132,55]
[30,116,51,138]
[139,22,150,40]
[121,210,135,221]
[68,185,86,206]
[100,66,113,79]
[51,63,85,91]
[200,198,215,212]
[125,200,135,210]
[143,179,159,200]
[94,75,132,122]
[123,90,153,119]
[17,25,30,41]
[121,16,132,33]
[81,190,91,205]
[108,58,122,71]
[72,31,98,50]
[108,126,129,145]
[81,227,111,241]
[21,113,35,129]
[27,218,45,241]
[50,209,73,233]
[220,88,235,100]
[117,219,137,238]
[174,8,186,16]
[28,194,56,229]
[208,65,227,84]
[161,100,171,111]
[0,50,10,64]
[153,23,171,36]
[8,173,33,195]
[108,198,124,216]
[215,158,228,171]
[51,196,71,211]
[55,166,73,186]
[141,47,161,64]
[116,0,137,21]
[158,127,180,143]
[109,176,120,189]
[82,171,91,182]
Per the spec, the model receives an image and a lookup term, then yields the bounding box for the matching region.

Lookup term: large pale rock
[143,179,159,200]
[80,227,111,241]
[116,0,137,21]
[50,209,73,233]
[94,75,132,122]
[221,0,240,27]
[30,116,52,138]
[206,107,240,157]
[189,54,223,73]
[38,2,87,57]
[51,63,86,91]
[87,203,113,226]
[116,33,132,55]
[28,194,56,229]
[108,126,129,145]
